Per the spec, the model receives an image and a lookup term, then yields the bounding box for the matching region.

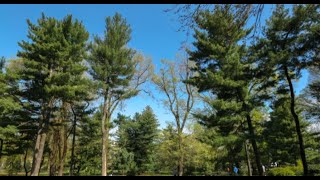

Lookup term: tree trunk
[238,87,263,176]
[244,140,252,176]
[0,139,3,173]
[58,126,68,176]
[30,127,48,176]
[178,131,183,176]
[101,98,109,176]
[40,151,45,175]
[69,114,77,176]
[284,66,309,176]
[24,149,29,176]
[49,130,58,176]
[102,126,108,176]
[0,139,3,162]
[246,114,263,176]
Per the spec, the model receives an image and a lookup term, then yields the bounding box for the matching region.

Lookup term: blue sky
[0,4,308,128]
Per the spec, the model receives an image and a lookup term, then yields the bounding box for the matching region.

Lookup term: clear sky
[0,4,309,128]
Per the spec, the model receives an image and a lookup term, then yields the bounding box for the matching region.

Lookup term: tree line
[0,4,319,176]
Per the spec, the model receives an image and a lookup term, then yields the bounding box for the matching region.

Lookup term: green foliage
[18,13,90,105]
[300,67,320,121]
[309,164,320,176]
[254,5,320,175]
[0,5,319,177]
[0,57,5,72]
[268,161,303,176]
[88,12,136,98]
[112,148,136,176]
[154,123,216,176]
[114,106,159,175]
[0,58,20,119]
[15,13,90,175]
[4,155,23,176]
[268,167,296,176]
[75,109,102,176]
[262,97,300,164]
[188,5,268,175]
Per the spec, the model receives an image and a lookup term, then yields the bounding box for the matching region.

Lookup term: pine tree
[187,5,267,175]
[254,5,320,175]
[263,97,300,165]
[17,13,89,176]
[114,106,159,175]
[0,57,20,121]
[0,58,21,164]
[0,59,37,176]
[307,67,320,120]
[87,13,152,176]
[75,107,101,176]
[131,106,159,174]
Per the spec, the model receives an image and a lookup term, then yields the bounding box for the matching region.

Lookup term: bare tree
[152,51,197,176]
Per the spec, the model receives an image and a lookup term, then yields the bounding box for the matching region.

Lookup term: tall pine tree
[17,13,89,176]
[187,5,269,175]
[253,5,320,175]
[88,13,152,176]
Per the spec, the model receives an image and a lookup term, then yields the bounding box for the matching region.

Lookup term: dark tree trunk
[238,88,263,176]
[284,66,309,176]
[0,139,3,162]
[246,114,263,176]
[244,140,252,176]
[24,149,29,176]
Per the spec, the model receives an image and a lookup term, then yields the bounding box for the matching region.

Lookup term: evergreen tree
[17,13,89,176]
[114,106,159,175]
[87,13,152,176]
[131,106,159,174]
[187,5,269,175]
[0,57,20,122]
[301,67,320,120]
[75,107,101,176]
[0,58,22,165]
[263,97,300,165]
[0,59,37,176]
[69,100,95,176]
[253,5,320,175]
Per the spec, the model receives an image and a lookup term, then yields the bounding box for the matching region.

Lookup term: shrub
[268,167,296,176]
[309,164,320,176]
[268,160,303,176]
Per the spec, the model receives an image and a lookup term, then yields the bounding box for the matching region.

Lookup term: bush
[309,164,320,176]
[268,160,303,176]
[291,161,303,176]
[268,167,296,176]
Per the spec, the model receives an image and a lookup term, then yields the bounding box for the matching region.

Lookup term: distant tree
[0,58,21,166]
[263,97,301,165]
[114,106,159,175]
[75,108,101,176]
